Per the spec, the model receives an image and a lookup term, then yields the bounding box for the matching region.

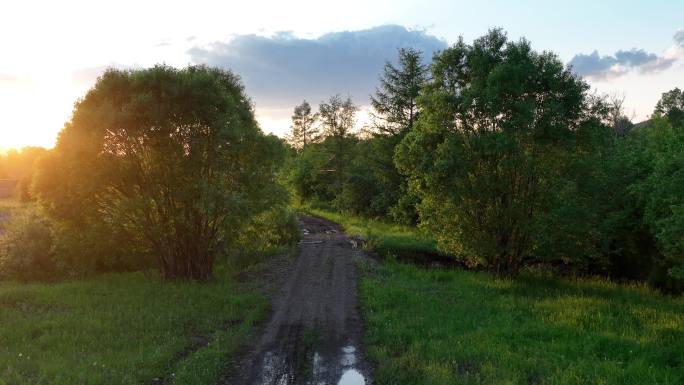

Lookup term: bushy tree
[396,30,606,274]
[631,118,684,287]
[0,208,55,282]
[654,87,684,127]
[34,65,285,280]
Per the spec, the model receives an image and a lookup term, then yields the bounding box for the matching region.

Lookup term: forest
[1,28,683,385]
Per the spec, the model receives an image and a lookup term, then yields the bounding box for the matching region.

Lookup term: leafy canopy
[34,65,285,280]
[396,29,606,274]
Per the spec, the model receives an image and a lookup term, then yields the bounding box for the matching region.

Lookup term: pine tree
[371,47,429,136]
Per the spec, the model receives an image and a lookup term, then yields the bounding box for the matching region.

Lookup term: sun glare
[0,77,83,151]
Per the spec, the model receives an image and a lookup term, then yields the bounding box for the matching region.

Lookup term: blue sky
[1,0,683,149]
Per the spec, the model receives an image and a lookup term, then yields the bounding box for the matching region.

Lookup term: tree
[0,147,48,201]
[396,29,606,274]
[606,93,633,136]
[34,65,285,280]
[371,47,429,136]
[287,100,319,151]
[319,94,357,138]
[631,117,684,288]
[318,95,358,194]
[654,87,684,127]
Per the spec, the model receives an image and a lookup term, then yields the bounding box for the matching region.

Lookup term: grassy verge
[0,267,268,385]
[299,207,450,264]
[361,262,684,385]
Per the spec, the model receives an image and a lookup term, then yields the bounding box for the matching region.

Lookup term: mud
[224,216,371,385]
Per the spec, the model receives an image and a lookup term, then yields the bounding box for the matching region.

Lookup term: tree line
[1,29,682,289]
[284,29,684,291]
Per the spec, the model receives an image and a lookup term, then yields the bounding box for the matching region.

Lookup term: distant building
[0,179,18,199]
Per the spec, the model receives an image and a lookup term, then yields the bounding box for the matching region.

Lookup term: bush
[229,206,300,266]
[0,208,56,281]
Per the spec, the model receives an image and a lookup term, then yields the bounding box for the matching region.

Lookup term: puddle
[338,369,365,385]
[340,346,357,366]
[258,351,290,385]
[337,345,365,384]
[257,345,366,385]
[312,351,327,380]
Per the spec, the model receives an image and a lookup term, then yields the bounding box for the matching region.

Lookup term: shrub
[0,208,56,281]
[229,206,300,265]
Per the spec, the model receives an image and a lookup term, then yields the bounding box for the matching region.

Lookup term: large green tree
[632,117,684,285]
[365,48,430,222]
[396,29,607,274]
[34,65,285,280]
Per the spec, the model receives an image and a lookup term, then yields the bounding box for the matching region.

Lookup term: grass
[302,207,684,383]
[361,262,684,385]
[0,266,268,385]
[300,207,448,263]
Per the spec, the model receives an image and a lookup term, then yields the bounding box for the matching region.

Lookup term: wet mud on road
[224,216,371,385]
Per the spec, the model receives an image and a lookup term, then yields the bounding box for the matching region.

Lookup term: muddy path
[224,215,371,385]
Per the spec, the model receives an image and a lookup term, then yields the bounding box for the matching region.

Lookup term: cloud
[675,29,684,47]
[187,25,447,107]
[568,51,620,79]
[570,29,684,80]
[569,48,676,80]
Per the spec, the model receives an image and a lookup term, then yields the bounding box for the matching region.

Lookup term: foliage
[231,205,300,264]
[286,100,320,150]
[630,118,684,288]
[654,87,684,127]
[370,47,428,136]
[361,262,684,385]
[318,94,357,138]
[0,147,48,201]
[0,207,55,282]
[33,65,286,280]
[395,29,608,274]
[286,48,430,221]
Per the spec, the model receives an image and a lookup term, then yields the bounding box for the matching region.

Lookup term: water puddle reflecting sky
[257,344,367,385]
[337,369,365,385]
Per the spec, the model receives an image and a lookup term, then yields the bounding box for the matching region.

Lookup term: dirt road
[225,216,371,385]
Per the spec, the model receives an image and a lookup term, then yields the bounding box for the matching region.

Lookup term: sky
[1,0,683,150]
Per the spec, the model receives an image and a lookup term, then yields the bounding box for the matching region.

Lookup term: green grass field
[0,268,268,385]
[361,262,684,385]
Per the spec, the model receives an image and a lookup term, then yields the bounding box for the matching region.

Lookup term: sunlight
[0,75,83,151]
